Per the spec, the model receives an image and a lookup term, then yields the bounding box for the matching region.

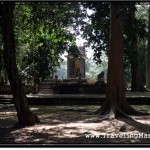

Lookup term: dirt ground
[0,104,150,146]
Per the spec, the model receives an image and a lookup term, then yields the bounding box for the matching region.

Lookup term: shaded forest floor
[0,104,150,145]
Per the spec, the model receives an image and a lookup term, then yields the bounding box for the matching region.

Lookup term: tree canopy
[13,2,83,83]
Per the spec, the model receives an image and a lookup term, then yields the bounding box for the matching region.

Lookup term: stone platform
[38,79,106,94]
[0,92,150,105]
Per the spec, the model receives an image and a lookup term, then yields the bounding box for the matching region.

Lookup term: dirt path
[0,104,150,145]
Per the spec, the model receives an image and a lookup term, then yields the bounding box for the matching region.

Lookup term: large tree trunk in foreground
[146,6,150,90]
[0,2,40,126]
[95,4,147,118]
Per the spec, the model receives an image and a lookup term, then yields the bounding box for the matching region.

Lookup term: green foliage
[80,2,110,64]
[85,52,108,80]
[77,2,148,86]
[1,2,148,85]
[13,2,82,84]
[22,38,62,83]
[124,3,148,86]
[79,2,148,66]
[68,45,80,58]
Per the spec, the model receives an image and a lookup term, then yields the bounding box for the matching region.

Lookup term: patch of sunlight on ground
[0,104,150,144]
[9,117,148,144]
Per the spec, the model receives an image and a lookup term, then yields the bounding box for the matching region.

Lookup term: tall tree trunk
[0,2,40,126]
[146,6,150,90]
[95,4,146,118]
[130,4,145,92]
[131,44,144,92]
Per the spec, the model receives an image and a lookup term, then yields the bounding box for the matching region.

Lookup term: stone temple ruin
[37,45,106,94]
[66,46,86,79]
[0,46,106,95]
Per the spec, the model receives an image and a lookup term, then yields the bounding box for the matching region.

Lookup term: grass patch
[0,104,150,119]
[132,105,150,111]
[30,105,100,115]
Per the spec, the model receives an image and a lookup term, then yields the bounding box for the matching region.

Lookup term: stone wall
[0,85,34,94]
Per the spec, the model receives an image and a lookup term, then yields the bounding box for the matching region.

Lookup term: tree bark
[95,4,147,118]
[0,2,40,126]
[130,5,145,92]
[146,6,150,90]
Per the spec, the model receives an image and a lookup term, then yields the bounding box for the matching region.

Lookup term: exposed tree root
[94,101,150,120]
[17,113,41,127]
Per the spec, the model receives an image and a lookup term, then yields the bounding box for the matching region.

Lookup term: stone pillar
[67,46,86,78]
[79,58,85,78]
[67,58,75,78]
[67,58,85,78]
